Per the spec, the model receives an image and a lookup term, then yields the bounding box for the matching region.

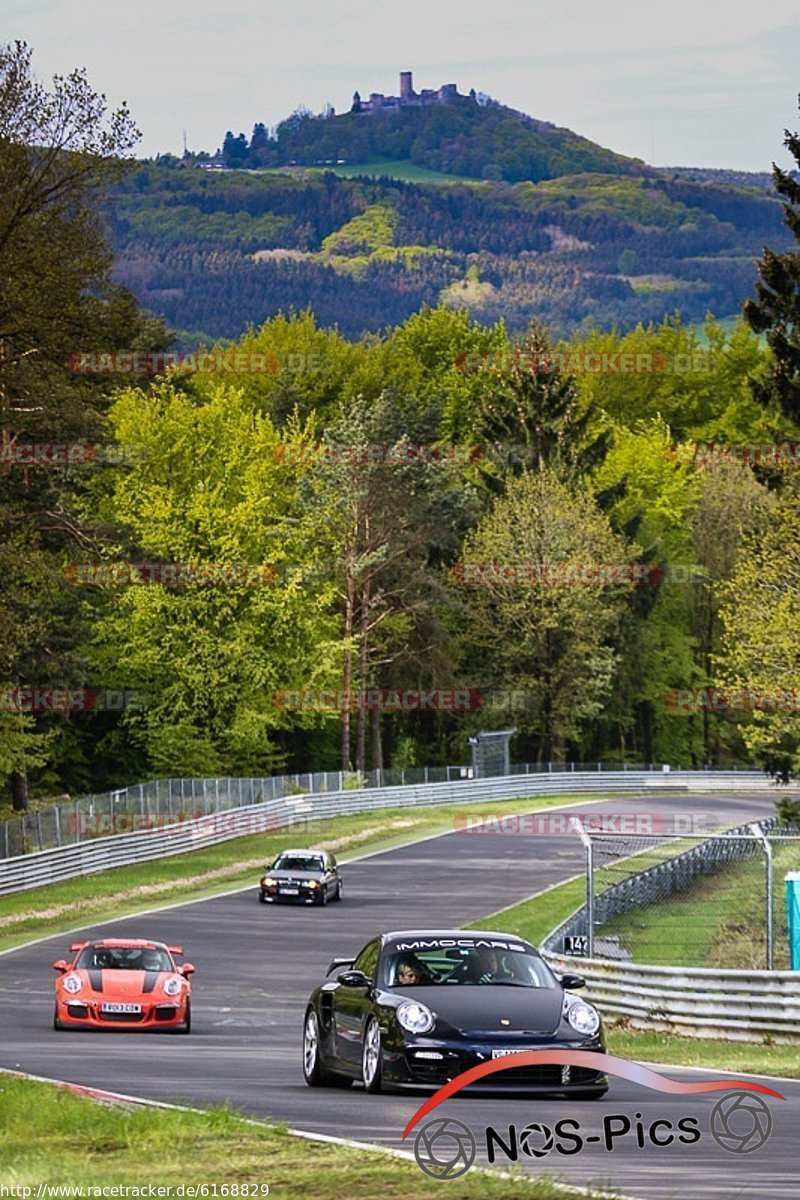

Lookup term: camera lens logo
[519,1122,555,1158]
[709,1091,773,1154]
[414,1117,477,1179]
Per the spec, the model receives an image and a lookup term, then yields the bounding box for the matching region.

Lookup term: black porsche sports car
[302,928,608,1096]
[259,848,342,905]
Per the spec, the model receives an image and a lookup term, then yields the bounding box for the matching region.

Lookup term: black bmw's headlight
[397,1000,435,1034]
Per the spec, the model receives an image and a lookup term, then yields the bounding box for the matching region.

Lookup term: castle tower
[400,71,414,100]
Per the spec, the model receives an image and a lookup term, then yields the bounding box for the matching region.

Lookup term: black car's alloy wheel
[317,886,328,907]
[303,1009,352,1088]
[361,1017,383,1093]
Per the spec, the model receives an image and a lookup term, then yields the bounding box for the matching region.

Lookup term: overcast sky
[4,0,798,171]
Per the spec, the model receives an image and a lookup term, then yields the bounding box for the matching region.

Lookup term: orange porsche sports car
[52,938,195,1033]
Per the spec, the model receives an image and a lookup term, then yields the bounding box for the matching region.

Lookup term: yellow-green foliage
[319,204,440,277]
[515,174,695,229]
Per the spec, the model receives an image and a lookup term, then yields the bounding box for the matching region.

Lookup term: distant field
[320,158,477,184]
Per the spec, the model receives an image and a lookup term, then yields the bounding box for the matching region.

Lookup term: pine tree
[743,98,800,424]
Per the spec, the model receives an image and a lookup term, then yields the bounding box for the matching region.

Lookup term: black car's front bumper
[259,885,321,904]
[382,1035,608,1092]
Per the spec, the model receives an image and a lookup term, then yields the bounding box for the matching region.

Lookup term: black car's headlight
[564,998,600,1036]
[397,1000,435,1034]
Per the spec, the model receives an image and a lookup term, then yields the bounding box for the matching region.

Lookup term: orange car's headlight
[63,973,82,994]
[163,976,183,997]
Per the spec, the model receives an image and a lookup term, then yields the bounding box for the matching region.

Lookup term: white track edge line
[0,1065,644,1200]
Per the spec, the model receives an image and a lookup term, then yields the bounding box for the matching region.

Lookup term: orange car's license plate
[101,1002,141,1013]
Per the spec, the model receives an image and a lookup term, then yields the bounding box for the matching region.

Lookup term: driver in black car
[470,946,505,983]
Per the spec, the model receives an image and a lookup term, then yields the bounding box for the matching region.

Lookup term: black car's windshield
[77,946,172,971]
[273,854,324,873]
[381,942,556,988]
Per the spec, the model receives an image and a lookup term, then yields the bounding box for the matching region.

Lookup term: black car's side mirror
[559,973,586,990]
[337,969,372,988]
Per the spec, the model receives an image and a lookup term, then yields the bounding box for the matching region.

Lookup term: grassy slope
[596,842,800,970]
[0,1075,598,1197]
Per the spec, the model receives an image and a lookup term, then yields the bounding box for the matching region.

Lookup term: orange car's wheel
[53,1003,64,1031]
[175,999,191,1034]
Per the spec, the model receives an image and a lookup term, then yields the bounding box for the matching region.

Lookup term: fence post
[571,818,594,959]
[749,823,774,970]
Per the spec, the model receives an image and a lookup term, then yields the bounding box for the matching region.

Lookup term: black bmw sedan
[259,848,342,905]
[302,929,608,1096]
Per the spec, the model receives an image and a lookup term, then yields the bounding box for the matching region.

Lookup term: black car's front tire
[303,1009,352,1088]
[333,880,342,901]
[361,1017,383,1093]
[316,886,328,907]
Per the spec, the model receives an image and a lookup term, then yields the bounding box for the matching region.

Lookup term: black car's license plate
[280,887,299,895]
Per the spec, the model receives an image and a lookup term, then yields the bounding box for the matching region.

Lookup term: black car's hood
[395,985,564,1036]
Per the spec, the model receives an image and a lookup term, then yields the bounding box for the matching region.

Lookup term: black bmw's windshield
[381,942,557,988]
[273,855,325,873]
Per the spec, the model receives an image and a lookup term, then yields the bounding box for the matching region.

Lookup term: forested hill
[214,93,646,183]
[110,162,792,344]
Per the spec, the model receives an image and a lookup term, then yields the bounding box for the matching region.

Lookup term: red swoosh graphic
[401,1050,784,1139]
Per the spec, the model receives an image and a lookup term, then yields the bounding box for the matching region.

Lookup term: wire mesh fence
[549,819,800,971]
[0,759,723,859]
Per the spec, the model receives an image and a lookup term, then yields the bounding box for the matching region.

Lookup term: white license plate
[492,1047,527,1059]
[101,1002,141,1014]
[280,887,299,895]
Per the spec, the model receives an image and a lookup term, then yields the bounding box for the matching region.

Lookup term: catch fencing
[0,768,771,895]
[542,817,800,1039]
[0,762,762,859]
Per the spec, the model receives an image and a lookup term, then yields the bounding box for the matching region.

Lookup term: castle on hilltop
[351,71,483,115]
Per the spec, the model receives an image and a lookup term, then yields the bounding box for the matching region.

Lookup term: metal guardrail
[543,952,800,1042]
[0,769,770,896]
[0,761,760,859]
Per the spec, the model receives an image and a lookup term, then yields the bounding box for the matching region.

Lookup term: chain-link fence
[550,819,800,971]
[0,761,758,859]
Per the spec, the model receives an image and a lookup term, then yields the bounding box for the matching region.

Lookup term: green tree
[456,468,633,762]
[88,382,341,776]
[743,98,800,425]
[0,41,159,807]
[716,475,800,781]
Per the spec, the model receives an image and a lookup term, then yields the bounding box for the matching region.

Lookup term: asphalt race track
[1,793,797,1199]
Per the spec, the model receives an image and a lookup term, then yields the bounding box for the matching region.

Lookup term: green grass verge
[598,844,800,970]
[0,1074,605,1196]
[0,792,614,954]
